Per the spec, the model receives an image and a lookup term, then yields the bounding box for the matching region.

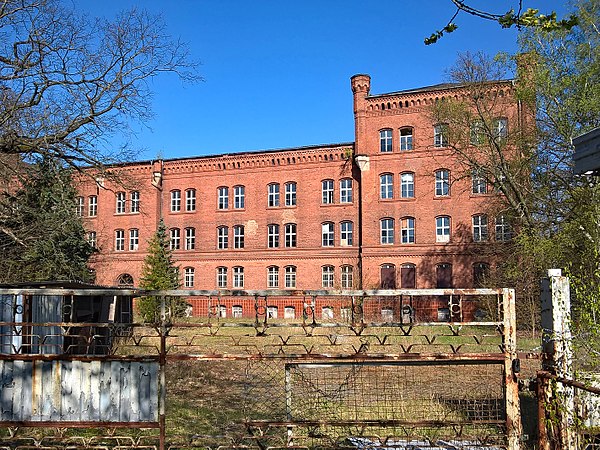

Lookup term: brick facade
[77,74,522,312]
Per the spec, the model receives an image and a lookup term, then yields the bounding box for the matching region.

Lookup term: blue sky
[79,0,568,161]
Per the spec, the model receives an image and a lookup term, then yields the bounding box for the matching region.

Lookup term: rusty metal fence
[0,288,522,450]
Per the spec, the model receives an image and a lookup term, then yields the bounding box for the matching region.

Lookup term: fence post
[540,269,576,450]
[159,296,167,450]
[503,288,523,450]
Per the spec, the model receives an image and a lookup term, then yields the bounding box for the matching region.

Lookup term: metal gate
[0,288,521,450]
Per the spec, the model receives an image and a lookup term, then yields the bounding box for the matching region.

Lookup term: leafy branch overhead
[425,1,579,45]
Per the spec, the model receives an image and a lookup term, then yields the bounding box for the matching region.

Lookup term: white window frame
[233,266,244,288]
[322,265,334,288]
[285,223,297,248]
[170,228,181,250]
[436,216,451,242]
[494,117,508,140]
[232,305,243,318]
[380,218,395,245]
[473,214,488,242]
[233,225,244,249]
[495,215,512,241]
[321,222,334,247]
[401,217,415,244]
[380,173,393,199]
[234,185,245,209]
[285,266,296,288]
[472,171,488,194]
[129,228,139,251]
[340,178,353,203]
[184,267,195,288]
[130,191,140,213]
[87,231,97,248]
[401,172,414,198]
[217,226,229,249]
[170,190,181,212]
[340,221,353,246]
[322,179,334,204]
[88,195,98,217]
[217,267,227,288]
[268,183,280,207]
[434,124,449,147]
[341,265,353,289]
[76,197,84,216]
[285,182,297,207]
[400,127,413,151]
[435,170,450,196]
[267,266,279,288]
[185,227,195,250]
[115,229,125,251]
[116,192,126,214]
[218,187,229,209]
[380,129,393,152]
[268,224,279,248]
[186,189,196,212]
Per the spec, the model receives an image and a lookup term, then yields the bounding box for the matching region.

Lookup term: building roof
[367,79,514,99]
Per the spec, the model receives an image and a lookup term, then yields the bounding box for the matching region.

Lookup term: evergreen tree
[0,158,94,282]
[138,219,184,322]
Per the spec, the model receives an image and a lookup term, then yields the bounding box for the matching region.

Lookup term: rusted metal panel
[0,359,158,422]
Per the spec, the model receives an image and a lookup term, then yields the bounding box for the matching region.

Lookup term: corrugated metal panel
[31,295,63,354]
[0,294,23,355]
[0,360,158,422]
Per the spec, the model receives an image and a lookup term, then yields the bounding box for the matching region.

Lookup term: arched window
[400,172,415,198]
[435,169,450,196]
[117,273,134,287]
[399,127,413,150]
[380,129,393,152]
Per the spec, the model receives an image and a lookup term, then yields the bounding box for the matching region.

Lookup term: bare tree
[0,0,200,169]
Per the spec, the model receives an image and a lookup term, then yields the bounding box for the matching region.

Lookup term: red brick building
[77,75,520,314]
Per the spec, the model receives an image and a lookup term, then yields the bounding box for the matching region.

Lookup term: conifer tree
[138,219,184,322]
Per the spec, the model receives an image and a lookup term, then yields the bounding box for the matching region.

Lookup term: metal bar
[503,288,522,450]
[0,421,159,428]
[159,296,167,450]
[165,353,508,362]
[537,373,551,450]
[537,370,600,395]
[244,419,506,427]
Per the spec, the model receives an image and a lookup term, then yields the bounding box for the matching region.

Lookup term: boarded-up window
[401,264,416,288]
[380,264,396,289]
[473,262,490,287]
[436,264,452,288]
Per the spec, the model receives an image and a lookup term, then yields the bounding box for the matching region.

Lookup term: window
[267,306,278,318]
[322,222,334,247]
[268,224,280,248]
[472,171,487,194]
[380,218,395,245]
[233,266,244,288]
[185,227,196,250]
[322,306,334,320]
[234,185,245,209]
[285,182,297,206]
[171,190,181,212]
[322,265,334,288]
[76,197,84,216]
[117,273,134,287]
[322,179,334,204]
[341,265,353,289]
[380,129,393,152]
[267,266,279,288]
[130,191,140,213]
[340,178,353,203]
[285,223,297,247]
[381,308,394,322]
[87,231,97,248]
[268,183,280,207]
[401,172,414,198]
[436,216,451,242]
[380,173,393,199]
[88,195,97,217]
[434,124,449,147]
[473,262,490,287]
[285,266,296,288]
[401,263,416,288]
[186,189,196,212]
[400,127,413,151]
[129,228,139,251]
[217,226,229,249]
[470,120,485,145]
[401,217,415,244]
[115,229,125,251]
[218,187,229,209]
[435,169,450,196]
[218,306,227,318]
[232,305,243,318]
[340,221,353,246]
[436,263,453,288]
[233,225,244,249]
[184,267,195,288]
[495,216,512,241]
[494,118,508,140]
[284,306,296,319]
[116,192,126,214]
[472,214,489,242]
[380,264,396,289]
[217,267,227,288]
[170,228,181,250]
